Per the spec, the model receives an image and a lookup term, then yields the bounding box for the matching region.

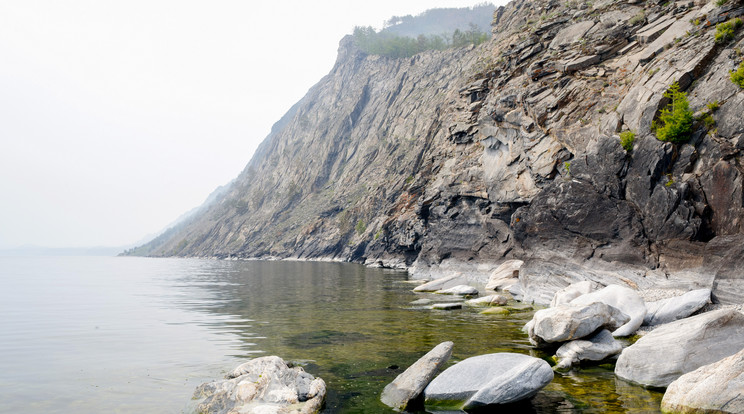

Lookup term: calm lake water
[0,256,662,413]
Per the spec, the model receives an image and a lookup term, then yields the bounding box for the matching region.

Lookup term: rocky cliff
[132,0,744,305]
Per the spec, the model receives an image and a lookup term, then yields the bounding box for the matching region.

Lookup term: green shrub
[716,0,728,6]
[715,18,743,44]
[629,11,646,26]
[355,220,367,235]
[732,61,744,88]
[707,100,720,111]
[654,82,694,144]
[620,131,635,152]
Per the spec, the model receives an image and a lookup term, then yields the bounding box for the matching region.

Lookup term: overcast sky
[0,0,501,249]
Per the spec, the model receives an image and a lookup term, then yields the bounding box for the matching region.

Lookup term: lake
[0,256,662,413]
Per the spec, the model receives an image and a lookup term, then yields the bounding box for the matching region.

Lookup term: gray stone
[413,275,470,292]
[431,303,462,310]
[424,353,553,410]
[661,347,744,414]
[525,302,630,347]
[466,294,509,307]
[549,21,595,50]
[643,288,711,326]
[550,280,602,307]
[615,309,744,388]
[635,15,676,45]
[570,285,647,337]
[410,298,433,306]
[381,341,454,410]
[555,329,623,371]
[195,356,326,414]
[485,260,523,291]
[435,285,479,296]
[562,55,601,73]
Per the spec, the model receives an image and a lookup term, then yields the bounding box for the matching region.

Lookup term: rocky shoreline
[194,258,743,413]
[383,259,744,413]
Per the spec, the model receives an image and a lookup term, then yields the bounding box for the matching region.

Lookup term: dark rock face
[131,0,744,303]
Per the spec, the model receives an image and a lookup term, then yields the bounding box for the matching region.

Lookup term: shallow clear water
[0,257,662,413]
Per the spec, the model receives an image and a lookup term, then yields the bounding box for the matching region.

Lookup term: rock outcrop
[129,0,744,306]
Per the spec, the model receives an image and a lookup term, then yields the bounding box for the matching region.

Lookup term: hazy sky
[0,0,500,249]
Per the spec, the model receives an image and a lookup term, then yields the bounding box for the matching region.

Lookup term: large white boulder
[413,274,469,292]
[615,309,744,388]
[424,353,553,410]
[550,280,602,307]
[524,302,629,347]
[661,347,744,413]
[381,341,453,410]
[570,284,646,337]
[643,288,711,326]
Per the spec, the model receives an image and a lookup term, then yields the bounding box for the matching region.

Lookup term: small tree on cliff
[653,82,693,144]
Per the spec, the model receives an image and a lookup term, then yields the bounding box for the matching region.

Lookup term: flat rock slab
[661,347,744,414]
[616,309,744,388]
[549,21,595,50]
[435,285,479,296]
[424,353,553,410]
[525,302,630,346]
[195,356,326,414]
[381,341,454,410]
[643,288,711,326]
[570,284,646,337]
[414,275,469,292]
[431,303,462,310]
[555,329,623,371]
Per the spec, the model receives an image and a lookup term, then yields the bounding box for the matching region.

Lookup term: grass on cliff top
[653,82,693,144]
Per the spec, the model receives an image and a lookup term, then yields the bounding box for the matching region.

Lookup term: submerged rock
[480,306,510,315]
[615,309,744,388]
[381,341,454,410]
[194,356,326,414]
[570,285,646,337]
[431,303,462,310]
[466,294,509,306]
[643,288,711,326]
[554,329,623,371]
[525,302,629,347]
[424,353,553,410]
[661,347,744,414]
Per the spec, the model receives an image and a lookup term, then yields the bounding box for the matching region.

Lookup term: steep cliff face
[135,0,744,304]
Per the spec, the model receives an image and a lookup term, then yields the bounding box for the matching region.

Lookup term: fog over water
[0,0,500,250]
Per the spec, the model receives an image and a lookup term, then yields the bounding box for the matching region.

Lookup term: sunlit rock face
[133,0,744,304]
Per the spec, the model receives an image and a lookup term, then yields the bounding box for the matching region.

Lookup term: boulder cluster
[391,257,744,412]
